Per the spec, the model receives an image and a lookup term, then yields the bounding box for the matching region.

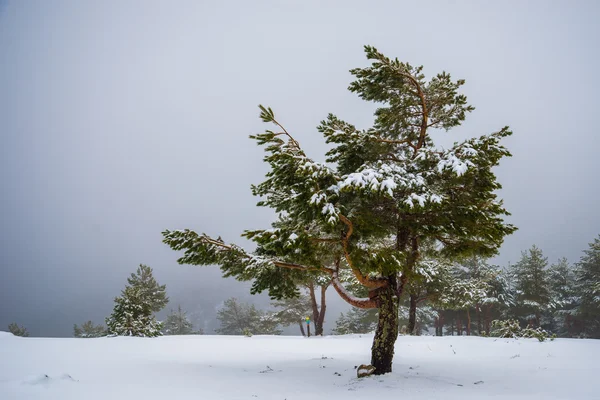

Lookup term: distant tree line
[6,235,597,339]
[331,235,600,339]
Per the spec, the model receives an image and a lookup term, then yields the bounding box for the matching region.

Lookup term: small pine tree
[216,298,281,335]
[105,286,163,337]
[73,321,106,338]
[163,305,200,335]
[8,323,29,337]
[126,264,169,313]
[332,308,378,335]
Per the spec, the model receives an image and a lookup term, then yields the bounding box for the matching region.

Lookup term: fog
[1,0,598,336]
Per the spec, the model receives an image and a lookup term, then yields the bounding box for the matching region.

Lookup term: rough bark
[370,276,399,375]
[408,293,418,335]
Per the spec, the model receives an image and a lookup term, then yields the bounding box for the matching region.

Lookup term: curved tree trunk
[370,277,399,375]
[298,321,306,337]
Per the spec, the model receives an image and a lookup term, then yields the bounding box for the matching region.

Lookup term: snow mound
[0,331,14,338]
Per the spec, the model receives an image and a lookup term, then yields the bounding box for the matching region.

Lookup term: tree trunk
[457,319,462,336]
[308,283,320,330]
[476,305,482,335]
[435,311,444,336]
[466,309,471,336]
[315,284,328,336]
[408,293,418,335]
[370,278,399,375]
[484,304,492,335]
[298,321,306,337]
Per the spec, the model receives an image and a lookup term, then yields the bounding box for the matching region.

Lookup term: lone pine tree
[106,286,163,337]
[125,264,169,313]
[163,46,515,374]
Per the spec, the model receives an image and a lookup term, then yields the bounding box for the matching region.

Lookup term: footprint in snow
[23,374,78,385]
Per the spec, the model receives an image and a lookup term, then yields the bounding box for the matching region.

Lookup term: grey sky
[1,0,599,336]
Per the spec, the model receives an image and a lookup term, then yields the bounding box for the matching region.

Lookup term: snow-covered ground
[1,331,598,399]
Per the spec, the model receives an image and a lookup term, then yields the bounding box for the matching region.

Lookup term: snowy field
[1,331,599,400]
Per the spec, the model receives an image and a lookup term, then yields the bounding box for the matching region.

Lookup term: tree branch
[338,214,388,289]
[330,269,377,309]
[200,235,329,273]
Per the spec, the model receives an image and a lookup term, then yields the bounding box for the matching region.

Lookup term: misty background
[1,0,598,337]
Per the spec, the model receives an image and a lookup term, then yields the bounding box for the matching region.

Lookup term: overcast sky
[1,0,599,337]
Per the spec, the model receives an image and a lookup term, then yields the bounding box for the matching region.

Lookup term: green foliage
[163,45,515,300]
[270,294,312,327]
[333,308,378,335]
[163,305,201,335]
[574,236,600,338]
[216,298,281,335]
[490,319,521,338]
[509,246,551,327]
[73,321,106,338]
[105,286,163,337]
[490,319,555,342]
[546,258,578,336]
[8,323,29,337]
[126,264,169,313]
[162,46,516,372]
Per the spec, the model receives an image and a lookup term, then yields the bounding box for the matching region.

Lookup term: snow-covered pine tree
[333,307,378,335]
[163,305,200,335]
[216,298,281,335]
[125,264,168,313]
[7,322,29,337]
[435,261,490,335]
[402,255,453,335]
[478,267,513,335]
[271,294,313,336]
[73,321,106,338]
[163,46,516,374]
[105,286,163,337]
[574,235,600,338]
[547,258,578,337]
[510,245,551,328]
